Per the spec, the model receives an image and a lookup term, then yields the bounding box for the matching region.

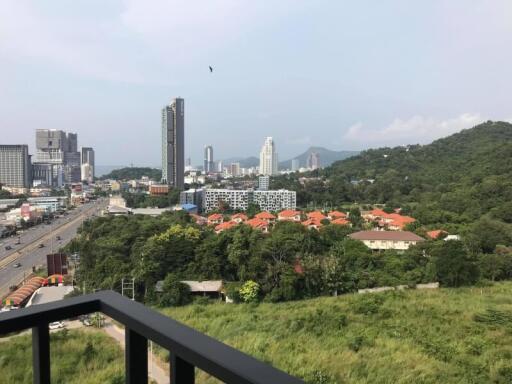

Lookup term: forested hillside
[100,167,161,181]
[273,121,512,226]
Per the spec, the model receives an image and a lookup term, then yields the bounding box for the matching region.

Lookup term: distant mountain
[279,147,359,169]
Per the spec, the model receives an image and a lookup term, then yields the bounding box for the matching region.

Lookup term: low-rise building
[278,209,302,222]
[349,231,424,251]
[149,184,169,196]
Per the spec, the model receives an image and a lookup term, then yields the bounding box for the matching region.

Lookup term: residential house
[277,209,302,222]
[231,213,248,224]
[349,230,424,251]
[207,213,224,226]
[215,221,238,234]
[328,211,347,220]
[246,218,270,233]
[255,211,276,223]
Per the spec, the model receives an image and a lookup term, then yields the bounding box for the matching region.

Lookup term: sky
[1,1,511,166]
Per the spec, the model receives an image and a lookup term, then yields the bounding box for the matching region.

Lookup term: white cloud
[344,113,485,146]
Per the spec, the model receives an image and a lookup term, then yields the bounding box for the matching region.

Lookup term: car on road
[49,321,65,330]
[5,245,12,250]
[56,235,61,241]
[38,243,45,248]
[13,263,21,268]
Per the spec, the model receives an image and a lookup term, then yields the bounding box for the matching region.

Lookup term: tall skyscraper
[203,145,214,173]
[162,98,185,189]
[33,129,81,186]
[0,145,32,188]
[307,152,320,170]
[80,147,95,182]
[259,137,278,176]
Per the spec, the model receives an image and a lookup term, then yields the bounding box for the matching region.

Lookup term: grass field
[161,282,512,384]
[0,329,124,384]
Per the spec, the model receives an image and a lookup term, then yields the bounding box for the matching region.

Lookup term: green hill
[162,282,512,384]
[100,166,162,181]
[308,121,512,224]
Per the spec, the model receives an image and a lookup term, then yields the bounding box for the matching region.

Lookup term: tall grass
[0,329,124,384]
[160,282,512,383]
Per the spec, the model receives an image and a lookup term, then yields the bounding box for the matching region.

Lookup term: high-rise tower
[259,137,278,176]
[203,145,214,173]
[162,98,185,189]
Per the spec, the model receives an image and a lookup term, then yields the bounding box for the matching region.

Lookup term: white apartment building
[202,189,296,213]
[253,190,296,212]
[259,137,278,176]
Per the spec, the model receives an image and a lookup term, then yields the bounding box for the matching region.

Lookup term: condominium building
[253,190,296,212]
[258,175,270,191]
[229,163,241,177]
[307,152,320,170]
[80,147,95,182]
[180,188,203,212]
[259,137,278,176]
[33,129,81,186]
[203,145,214,173]
[0,145,32,188]
[162,98,185,189]
[201,188,296,213]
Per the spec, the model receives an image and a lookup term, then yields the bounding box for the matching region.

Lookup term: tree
[239,280,260,303]
[433,240,479,287]
[159,273,191,307]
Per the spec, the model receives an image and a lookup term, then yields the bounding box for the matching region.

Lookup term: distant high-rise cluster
[259,137,278,176]
[162,98,185,189]
[32,130,82,187]
[307,151,320,170]
[203,145,214,173]
[0,130,94,189]
[291,159,300,172]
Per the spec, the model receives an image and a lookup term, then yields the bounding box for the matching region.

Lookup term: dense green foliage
[68,212,512,303]
[101,167,162,181]
[0,330,123,383]
[273,121,512,227]
[162,282,512,384]
[122,190,180,208]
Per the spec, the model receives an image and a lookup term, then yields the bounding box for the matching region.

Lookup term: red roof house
[278,210,302,222]
[255,212,276,222]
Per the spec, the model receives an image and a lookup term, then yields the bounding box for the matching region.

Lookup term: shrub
[159,273,191,307]
[239,280,260,303]
[351,294,385,315]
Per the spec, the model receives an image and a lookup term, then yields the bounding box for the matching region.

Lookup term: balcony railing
[0,290,304,384]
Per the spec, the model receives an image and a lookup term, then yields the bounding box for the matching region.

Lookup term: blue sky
[1,1,511,166]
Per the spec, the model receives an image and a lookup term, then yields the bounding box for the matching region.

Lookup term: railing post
[32,324,50,384]
[170,352,195,384]
[125,328,148,384]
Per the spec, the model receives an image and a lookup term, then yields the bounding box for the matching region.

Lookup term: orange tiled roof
[215,221,237,232]
[231,213,248,221]
[208,213,224,221]
[307,211,327,220]
[328,210,346,219]
[302,218,323,227]
[331,218,350,226]
[278,210,301,217]
[255,212,276,220]
[427,230,447,239]
[246,218,269,230]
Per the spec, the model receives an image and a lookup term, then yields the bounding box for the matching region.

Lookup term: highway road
[0,198,107,298]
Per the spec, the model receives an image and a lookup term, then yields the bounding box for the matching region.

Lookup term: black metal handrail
[0,290,304,384]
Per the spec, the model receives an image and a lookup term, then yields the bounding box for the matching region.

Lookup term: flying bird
[209,66,213,73]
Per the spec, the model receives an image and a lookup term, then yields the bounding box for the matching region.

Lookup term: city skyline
[2,1,512,165]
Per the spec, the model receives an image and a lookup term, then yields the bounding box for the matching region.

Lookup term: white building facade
[202,188,296,213]
[259,137,278,176]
